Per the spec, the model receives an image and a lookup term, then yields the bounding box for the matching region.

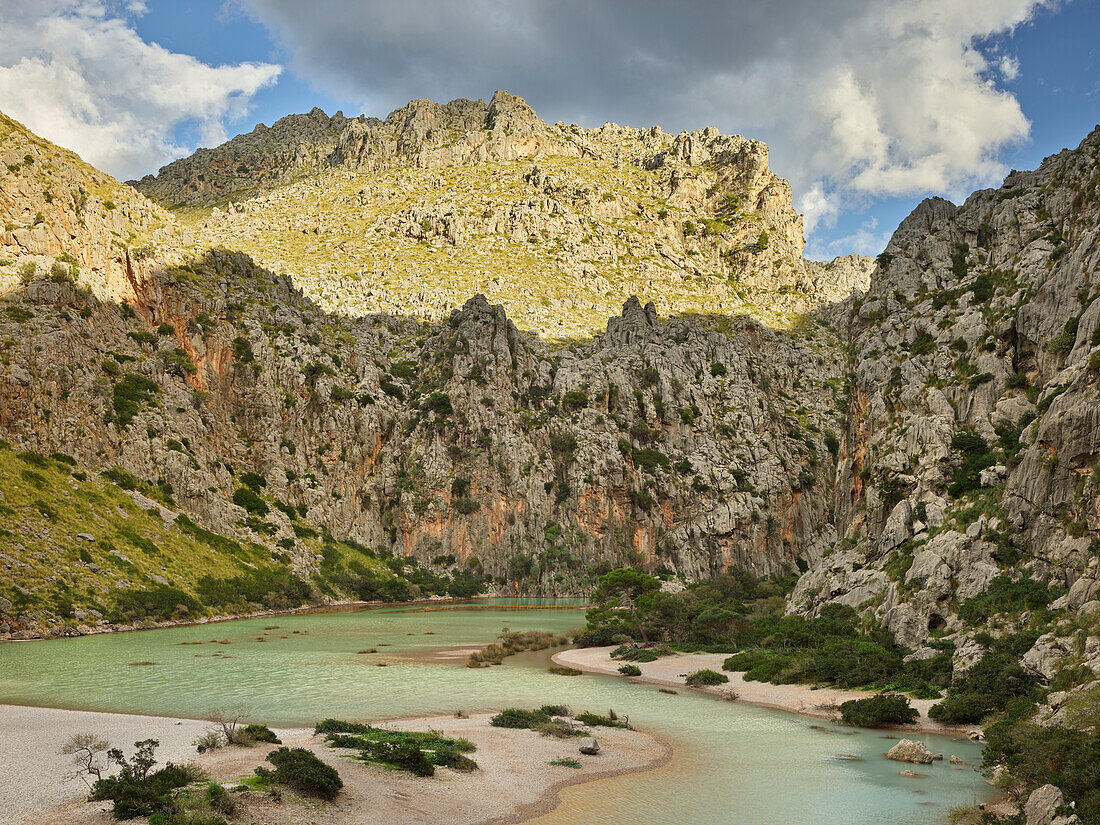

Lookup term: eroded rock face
[790,125,1100,676]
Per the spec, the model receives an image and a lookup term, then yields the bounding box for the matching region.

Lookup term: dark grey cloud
[242,0,1046,232]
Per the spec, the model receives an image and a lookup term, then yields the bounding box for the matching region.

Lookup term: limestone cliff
[791,126,1100,685]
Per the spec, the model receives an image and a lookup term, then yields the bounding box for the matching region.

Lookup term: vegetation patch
[839,693,918,727]
[316,719,477,777]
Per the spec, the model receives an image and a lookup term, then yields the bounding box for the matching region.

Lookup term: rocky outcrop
[0,111,183,304]
[1024,784,1077,825]
[132,108,352,205]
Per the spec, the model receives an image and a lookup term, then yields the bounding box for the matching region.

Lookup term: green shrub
[929,649,1039,724]
[112,586,202,623]
[1049,316,1080,357]
[631,448,669,472]
[231,337,254,363]
[982,722,1100,821]
[423,391,453,415]
[684,669,729,687]
[162,347,197,377]
[112,373,159,428]
[839,693,918,727]
[710,361,727,377]
[909,332,936,355]
[947,431,995,497]
[239,472,266,492]
[562,390,588,410]
[241,724,280,744]
[316,719,476,775]
[232,487,269,517]
[257,748,341,799]
[958,574,1058,624]
[490,708,551,729]
[575,711,629,728]
[92,739,200,819]
[618,664,642,676]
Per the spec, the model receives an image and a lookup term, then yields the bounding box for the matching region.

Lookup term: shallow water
[0,600,991,824]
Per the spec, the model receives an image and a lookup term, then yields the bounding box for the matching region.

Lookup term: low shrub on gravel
[255,747,342,800]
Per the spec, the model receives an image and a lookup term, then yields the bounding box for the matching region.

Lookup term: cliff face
[791,126,1100,679]
[0,246,843,603]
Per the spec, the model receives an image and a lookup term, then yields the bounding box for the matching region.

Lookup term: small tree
[592,568,660,644]
[204,708,249,746]
[106,738,159,782]
[60,733,109,790]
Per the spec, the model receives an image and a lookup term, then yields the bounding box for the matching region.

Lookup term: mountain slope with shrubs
[1,101,1099,806]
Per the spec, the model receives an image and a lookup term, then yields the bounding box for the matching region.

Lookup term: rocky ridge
[136,91,869,339]
[130,107,352,206]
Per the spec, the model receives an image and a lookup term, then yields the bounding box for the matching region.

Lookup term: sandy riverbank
[552,647,979,736]
[1,704,666,825]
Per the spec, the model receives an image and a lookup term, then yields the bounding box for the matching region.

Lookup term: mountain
[2,95,1099,728]
[133,91,870,340]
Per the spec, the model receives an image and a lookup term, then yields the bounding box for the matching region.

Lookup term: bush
[958,574,1058,624]
[230,337,254,363]
[316,719,476,774]
[575,711,629,728]
[112,373,159,428]
[618,664,642,676]
[839,693,918,727]
[91,739,200,819]
[232,486,269,517]
[490,708,551,729]
[241,724,280,744]
[684,669,729,687]
[562,390,588,410]
[982,722,1100,821]
[929,648,1039,724]
[631,448,669,472]
[112,586,202,623]
[162,347,197,378]
[257,747,342,800]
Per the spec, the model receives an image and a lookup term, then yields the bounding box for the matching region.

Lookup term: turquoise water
[0,600,991,824]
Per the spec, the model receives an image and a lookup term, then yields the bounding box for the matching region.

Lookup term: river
[0,599,991,824]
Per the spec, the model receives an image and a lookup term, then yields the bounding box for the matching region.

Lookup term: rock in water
[885,739,934,764]
[579,738,600,755]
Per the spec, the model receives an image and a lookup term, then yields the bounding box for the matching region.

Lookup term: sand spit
[1,704,665,825]
[552,646,979,736]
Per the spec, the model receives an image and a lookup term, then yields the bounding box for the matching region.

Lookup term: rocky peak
[131,107,352,205]
[603,295,659,348]
[486,90,539,133]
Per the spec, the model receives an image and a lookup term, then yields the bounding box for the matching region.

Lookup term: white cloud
[0,1,281,179]
[241,0,1050,248]
[806,217,893,260]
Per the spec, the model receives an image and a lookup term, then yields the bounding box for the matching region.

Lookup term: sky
[0,1,1096,259]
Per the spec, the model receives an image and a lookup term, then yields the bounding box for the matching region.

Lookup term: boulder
[579,737,600,755]
[1024,784,1070,825]
[885,739,934,764]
